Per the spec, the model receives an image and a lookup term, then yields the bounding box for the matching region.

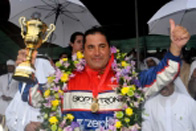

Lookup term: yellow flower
[62,58,68,62]
[65,114,74,121]
[44,89,50,98]
[58,89,64,95]
[61,73,69,82]
[121,61,127,67]
[115,121,122,128]
[49,116,58,124]
[48,76,54,83]
[51,99,60,107]
[126,107,133,116]
[124,117,130,123]
[121,86,130,95]
[54,93,59,99]
[76,51,84,59]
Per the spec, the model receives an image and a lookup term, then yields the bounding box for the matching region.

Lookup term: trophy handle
[42,24,56,43]
[19,16,27,39]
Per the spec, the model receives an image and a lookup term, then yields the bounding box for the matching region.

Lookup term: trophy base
[13,61,35,84]
[13,75,35,84]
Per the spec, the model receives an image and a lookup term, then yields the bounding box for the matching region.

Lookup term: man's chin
[90,65,105,71]
[160,89,169,96]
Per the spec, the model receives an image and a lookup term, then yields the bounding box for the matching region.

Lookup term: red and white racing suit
[19,51,181,130]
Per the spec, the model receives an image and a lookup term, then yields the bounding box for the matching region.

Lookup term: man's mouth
[93,57,102,61]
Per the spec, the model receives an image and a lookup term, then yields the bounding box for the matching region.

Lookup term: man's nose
[95,47,100,56]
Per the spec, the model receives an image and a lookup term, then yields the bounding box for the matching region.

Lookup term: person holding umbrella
[58,32,84,60]
[69,32,84,56]
[16,19,190,131]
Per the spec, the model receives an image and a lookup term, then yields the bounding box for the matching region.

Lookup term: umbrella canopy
[148,0,196,35]
[9,0,100,47]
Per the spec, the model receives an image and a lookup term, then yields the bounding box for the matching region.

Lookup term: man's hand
[16,49,37,66]
[25,121,41,131]
[170,19,190,56]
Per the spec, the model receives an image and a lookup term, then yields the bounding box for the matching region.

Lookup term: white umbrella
[9,0,100,47]
[148,0,196,35]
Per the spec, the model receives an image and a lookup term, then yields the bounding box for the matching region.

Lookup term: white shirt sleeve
[142,101,153,131]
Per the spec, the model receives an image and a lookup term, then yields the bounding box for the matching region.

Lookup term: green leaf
[127,90,134,97]
[116,111,124,119]
[51,106,57,111]
[55,62,61,67]
[58,127,63,131]
[51,124,57,131]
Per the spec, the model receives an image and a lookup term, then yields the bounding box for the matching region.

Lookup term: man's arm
[139,51,181,97]
[16,50,44,108]
[139,19,190,98]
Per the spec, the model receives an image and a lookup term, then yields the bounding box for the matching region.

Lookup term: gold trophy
[13,16,55,83]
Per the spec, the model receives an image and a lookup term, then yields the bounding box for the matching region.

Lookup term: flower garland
[40,46,145,131]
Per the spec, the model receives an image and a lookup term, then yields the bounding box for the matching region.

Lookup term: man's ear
[70,42,73,47]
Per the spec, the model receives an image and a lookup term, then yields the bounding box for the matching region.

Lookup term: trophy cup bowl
[13,16,55,83]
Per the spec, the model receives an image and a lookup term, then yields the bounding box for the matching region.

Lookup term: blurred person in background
[179,47,191,90]
[0,59,18,130]
[69,32,84,55]
[143,57,160,69]
[188,60,196,100]
[142,77,196,131]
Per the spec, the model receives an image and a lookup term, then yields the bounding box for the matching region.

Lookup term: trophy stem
[26,48,34,61]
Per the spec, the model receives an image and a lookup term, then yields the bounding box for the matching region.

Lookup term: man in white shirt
[142,77,196,131]
[0,60,18,130]
[0,60,18,117]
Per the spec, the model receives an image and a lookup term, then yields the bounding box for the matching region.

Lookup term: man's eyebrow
[99,43,107,46]
[87,44,94,46]
[87,44,94,48]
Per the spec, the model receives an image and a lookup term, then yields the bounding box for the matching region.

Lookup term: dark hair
[70,32,84,43]
[58,52,71,59]
[83,26,110,48]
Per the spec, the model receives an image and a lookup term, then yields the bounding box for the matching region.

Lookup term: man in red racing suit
[17,19,190,131]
